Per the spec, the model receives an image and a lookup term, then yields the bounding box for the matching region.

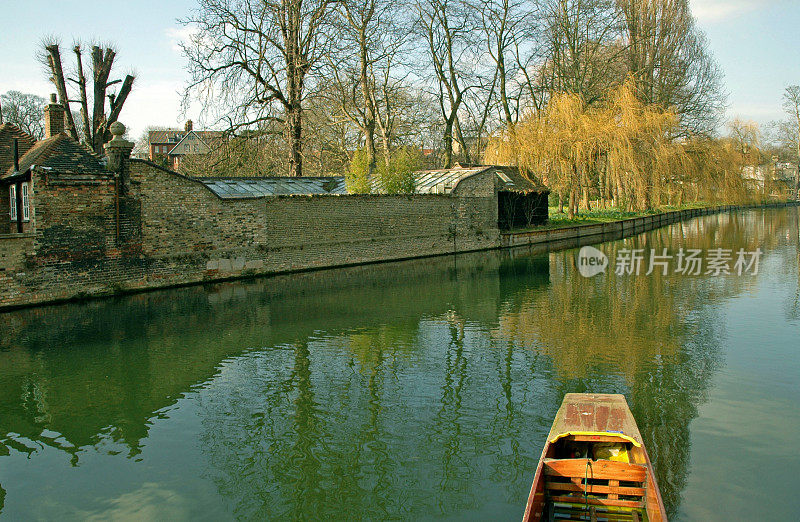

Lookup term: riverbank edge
[1,201,797,312]
[499,201,799,248]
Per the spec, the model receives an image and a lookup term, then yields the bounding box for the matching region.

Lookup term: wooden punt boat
[522,394,666,522]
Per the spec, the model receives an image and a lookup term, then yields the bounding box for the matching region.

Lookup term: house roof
[148,129,185,144]
[199,176,347,199]
[149,129,223,147]
[0,124,37,175]
[1,129,108,179]
[490,165,549,192]
[167,130,222,156]
[383,164,549,195]
[412,166,491,194]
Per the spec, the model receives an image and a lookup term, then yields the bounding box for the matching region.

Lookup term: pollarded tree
[182,0,336,177]
[41,42,135,153]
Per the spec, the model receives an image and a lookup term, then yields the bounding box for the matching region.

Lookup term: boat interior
[541,433,652,522]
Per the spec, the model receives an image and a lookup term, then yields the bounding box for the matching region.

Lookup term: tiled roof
[149,129,224,146]
[1,133,108,178]
[0,124,37,175]
[200,177,347,199]
[490,165,549,192]
[372,164,549,194]
[148,129,184,144]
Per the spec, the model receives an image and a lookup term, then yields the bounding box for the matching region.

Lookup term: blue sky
[1,0,799,139]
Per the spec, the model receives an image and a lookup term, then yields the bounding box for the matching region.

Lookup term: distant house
[148,121,222,170]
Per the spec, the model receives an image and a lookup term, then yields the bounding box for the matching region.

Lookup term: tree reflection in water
[0,209,796,519]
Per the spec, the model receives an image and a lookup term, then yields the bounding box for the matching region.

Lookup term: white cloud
[122,80,189,139]
[165,26,198,53]
[690,0,763,23]
[0,79,54,100]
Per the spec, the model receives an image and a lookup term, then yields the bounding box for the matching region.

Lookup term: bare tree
[1,91,46,139]
[540,0,621,106]
[41,42,135,153]
[473,0,531,125]
[415,0,481,167]
[617,0,725,136]
[783,85,800,197]
[182,0,335,177]
[327,0,408,172]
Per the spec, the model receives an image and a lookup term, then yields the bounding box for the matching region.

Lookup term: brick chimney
[44,93,65,138]
[185,120,193,132]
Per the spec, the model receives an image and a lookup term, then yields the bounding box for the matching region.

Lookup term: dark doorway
[498,190,549,230]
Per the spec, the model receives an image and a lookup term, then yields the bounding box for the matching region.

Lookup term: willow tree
[182,0,335,177]
[602,80,687,210]
[485,79,746,215]
[486,90,607,218]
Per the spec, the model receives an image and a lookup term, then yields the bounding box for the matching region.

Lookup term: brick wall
[0,160,501,309]
[2,181,35,234]
[1,185,9,232]
[132,161,499,287]
[0,234,34,308]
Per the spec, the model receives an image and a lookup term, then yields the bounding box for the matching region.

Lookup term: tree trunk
[360,37,377,176]
[498,51,513,124]
[44,45,79,141]
[795,163,799,200]
[91,46,114,153]
[454,117,470,164]
[286,13,304,178]
[73,46,93,145]
[443,116,455,168]
[287,103,303,177]
[568,190,576,219]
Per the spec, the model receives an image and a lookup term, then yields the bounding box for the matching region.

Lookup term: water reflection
[0,208,797,519]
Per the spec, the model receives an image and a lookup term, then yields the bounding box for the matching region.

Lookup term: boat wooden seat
[548,503,641,522]
[543,458,647,514]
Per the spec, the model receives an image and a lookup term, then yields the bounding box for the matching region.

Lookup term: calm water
[1,208,798,521]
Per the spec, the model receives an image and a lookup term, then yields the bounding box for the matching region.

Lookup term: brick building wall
[131,161,499,287]
[2,181,36,234]
[0,159,501,309]
[1,185,9,232]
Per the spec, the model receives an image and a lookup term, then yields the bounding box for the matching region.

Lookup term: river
[0,208,798,520]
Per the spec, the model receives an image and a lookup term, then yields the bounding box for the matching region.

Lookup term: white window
[22,184,29,221]
[8,184,29,222]
[9,185,16,221]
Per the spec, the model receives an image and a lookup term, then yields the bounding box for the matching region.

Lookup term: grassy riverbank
[535,202,712,230]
